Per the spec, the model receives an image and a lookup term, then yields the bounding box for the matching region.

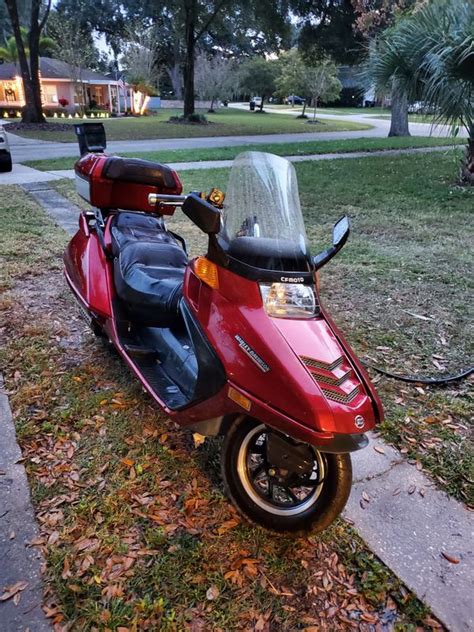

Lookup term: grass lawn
[0,185,67,291]
[56,150,473,504]
[6,108,371,143]
[24,135,465,172]
[0,188,437,629]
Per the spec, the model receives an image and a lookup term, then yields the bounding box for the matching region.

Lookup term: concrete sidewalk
[0,164,64,185]
[0,376,51,631]
[1,144,458,185]
[346,434,473,631]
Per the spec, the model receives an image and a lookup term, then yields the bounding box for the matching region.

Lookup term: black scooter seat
[111,213,187,327]
[103,156,178,189]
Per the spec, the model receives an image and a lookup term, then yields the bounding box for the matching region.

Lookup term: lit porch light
[140,95,150,115]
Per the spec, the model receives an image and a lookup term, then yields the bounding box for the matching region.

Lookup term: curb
[0,376,51,631]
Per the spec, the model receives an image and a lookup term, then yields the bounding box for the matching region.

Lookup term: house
[337,66,375,107]
[0,57,129,114]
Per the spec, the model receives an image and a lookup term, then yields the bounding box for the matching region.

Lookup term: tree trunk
[183,0,196,118]
[259,96,264,112]
[460,138,474,185]
[167,62,182,100]
[388,80,410,137]
[5,0,47,123]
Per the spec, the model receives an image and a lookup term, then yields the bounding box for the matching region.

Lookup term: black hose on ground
[363,363,474,385]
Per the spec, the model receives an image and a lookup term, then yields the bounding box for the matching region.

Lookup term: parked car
[251,96,262,106]
[408,101,436,115]
[0,126,12,172]
[286,95,305,105]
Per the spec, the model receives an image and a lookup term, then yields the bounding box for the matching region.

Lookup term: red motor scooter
[64,129,383,532]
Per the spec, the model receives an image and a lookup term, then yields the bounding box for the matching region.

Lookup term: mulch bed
[5,122,73,132]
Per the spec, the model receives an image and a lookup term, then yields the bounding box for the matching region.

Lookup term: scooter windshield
[221,152,312,272]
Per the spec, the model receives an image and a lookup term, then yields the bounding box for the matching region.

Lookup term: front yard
[0,185,437,630]
[1,149,471,629]
[24,135,465,172]
[5,108,371,143]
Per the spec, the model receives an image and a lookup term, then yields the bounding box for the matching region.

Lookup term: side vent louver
[300,355,362,406]
[321,386,360,404]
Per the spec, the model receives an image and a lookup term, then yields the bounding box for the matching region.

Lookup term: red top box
[74,153,183,215]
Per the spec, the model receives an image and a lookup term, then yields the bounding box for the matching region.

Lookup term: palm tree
[0,26,55,64]
[368,0,474,183]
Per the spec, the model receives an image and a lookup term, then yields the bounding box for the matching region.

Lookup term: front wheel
[221,417,352,533]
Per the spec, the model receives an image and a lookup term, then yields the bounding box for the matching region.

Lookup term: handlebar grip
[148,193,187,206]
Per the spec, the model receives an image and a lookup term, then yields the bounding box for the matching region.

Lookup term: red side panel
[63,215,113,318]
[183,264,378,436]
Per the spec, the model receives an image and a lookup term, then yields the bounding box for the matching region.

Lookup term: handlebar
[148,193,188,207]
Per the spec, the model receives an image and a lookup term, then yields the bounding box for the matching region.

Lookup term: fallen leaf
[206,585,219,600]
[402,310,434,321]
[217,518,240,535]
[0,581,28,602]
[374,445,385,454]
[362,491,370,502]
[408,485,416,495]
[441,552,460,564]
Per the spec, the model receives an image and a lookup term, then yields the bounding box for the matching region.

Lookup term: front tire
[221,417,352,533]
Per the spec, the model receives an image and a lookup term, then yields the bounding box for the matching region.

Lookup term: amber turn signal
[228,387,251,411]
[194,257,219,289]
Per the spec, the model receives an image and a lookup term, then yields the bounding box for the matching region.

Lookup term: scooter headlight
[259,283,318,319]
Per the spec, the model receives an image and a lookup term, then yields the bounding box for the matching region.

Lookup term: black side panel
[111,297,226,411]
[180,299,227,402]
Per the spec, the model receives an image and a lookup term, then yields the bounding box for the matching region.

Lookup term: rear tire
[221,416,352,533]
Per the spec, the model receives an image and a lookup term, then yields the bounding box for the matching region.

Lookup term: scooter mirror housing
[313,215,350,270]
[74,122,106,156]
[332,215,350,247]
[182,193,221,234]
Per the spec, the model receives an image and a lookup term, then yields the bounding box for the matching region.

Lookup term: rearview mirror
[313,215,350,270]
[182,193,221,234]
[333,215,349,247]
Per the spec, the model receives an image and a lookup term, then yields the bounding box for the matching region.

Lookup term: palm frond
[367,0,474,138]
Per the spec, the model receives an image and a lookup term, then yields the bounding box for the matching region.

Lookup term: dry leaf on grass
[206,585,220,600]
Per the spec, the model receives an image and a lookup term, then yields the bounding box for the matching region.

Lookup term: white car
[0,127,12,172]
[251,96,262,106]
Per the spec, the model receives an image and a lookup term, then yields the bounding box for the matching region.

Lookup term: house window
[1,82,18,103]
[43,84,58,104]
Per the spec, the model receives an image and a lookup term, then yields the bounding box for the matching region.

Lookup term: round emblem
[355,415,365,429]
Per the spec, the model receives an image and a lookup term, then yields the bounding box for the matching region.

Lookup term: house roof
[0,57,113,82]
